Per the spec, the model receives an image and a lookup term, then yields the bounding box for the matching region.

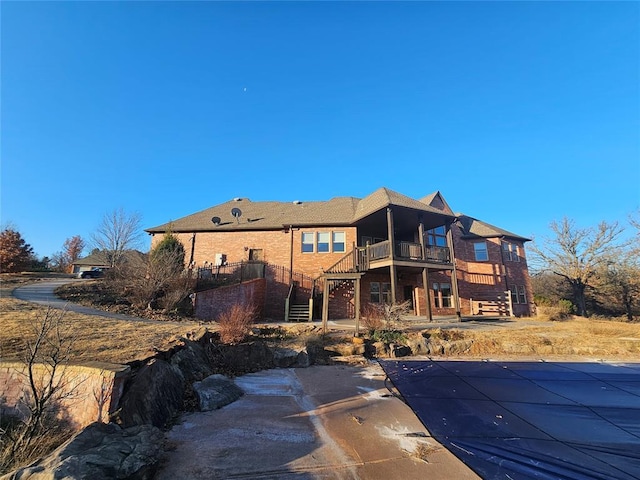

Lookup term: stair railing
[284,282,295,322]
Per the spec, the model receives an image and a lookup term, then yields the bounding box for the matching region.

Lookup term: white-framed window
[317,232,330,253]
[332,232,346,253]
[303,231,347,253]
[426,226,447,247]
[370,282,391,303]
[502,241,520,262]
[473,242,488,261]
[433,282,452,308]
[302,232,314,253]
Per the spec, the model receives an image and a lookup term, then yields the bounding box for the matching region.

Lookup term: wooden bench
[472,300,511,316]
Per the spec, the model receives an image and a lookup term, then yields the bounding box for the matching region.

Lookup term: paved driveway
[11,280,171,324]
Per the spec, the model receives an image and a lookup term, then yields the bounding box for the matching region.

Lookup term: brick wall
[194,278,266,321]
[0,361,130,430]
[151,226,358,280]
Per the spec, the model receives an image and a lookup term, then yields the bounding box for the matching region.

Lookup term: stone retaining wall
[0,360,130,429]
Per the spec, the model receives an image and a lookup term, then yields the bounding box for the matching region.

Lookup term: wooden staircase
[287,303,311,322]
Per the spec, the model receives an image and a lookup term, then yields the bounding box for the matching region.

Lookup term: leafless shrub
[382,301,413,330]
[217,303,258,344]
[361,303,385,332]
[0,308,76,474]
[110,248,195,313]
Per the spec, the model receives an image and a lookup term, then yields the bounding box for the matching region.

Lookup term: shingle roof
[72,250,147,266]
[455,214,530,242]
[419,191,454,215]
[353,187,448,221]
[146,187,453,233]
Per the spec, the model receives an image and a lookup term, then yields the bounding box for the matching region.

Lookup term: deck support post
[387,207,397,304]
[446,223,462,321]
[418,218,433,322]
[354,277,361,337]
[322,280,330,334]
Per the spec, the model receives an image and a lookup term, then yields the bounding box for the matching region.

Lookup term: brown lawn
[1,273,638,364]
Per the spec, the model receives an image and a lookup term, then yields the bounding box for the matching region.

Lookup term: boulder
[407,335,429,355]
[371,341,389,357]
[169,339,214,383]
[118,359,184,428]
[192,374,244,411]
[390,344,412,358]
[4,422,163,480]
[272,347,310,368]
[443,339,474,355]
[207,341,275,374]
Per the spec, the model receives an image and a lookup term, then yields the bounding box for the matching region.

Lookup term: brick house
[146,187,533,323]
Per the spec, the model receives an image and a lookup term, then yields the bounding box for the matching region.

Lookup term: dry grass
[0,296,201,364]
[442,316,640,360]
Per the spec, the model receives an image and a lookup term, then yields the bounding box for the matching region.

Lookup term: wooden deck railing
[323,242,451,275]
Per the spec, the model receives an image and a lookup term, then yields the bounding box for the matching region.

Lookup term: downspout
[189,233,196,266]
[289,225,294,284]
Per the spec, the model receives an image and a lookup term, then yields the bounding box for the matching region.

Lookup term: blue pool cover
[380,360,640,480]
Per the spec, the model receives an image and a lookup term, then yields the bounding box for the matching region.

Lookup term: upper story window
[302,232,314,253]
[473,241,489,261]
[332,232,346,253]
[426,226,447,247]
[302,231,347,253]
[317,232,330,253]
[502,241,520,262]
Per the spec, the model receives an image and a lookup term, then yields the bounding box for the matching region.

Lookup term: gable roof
[455,214,531,242]
[73,250,147,266]
[146,187,454,234]
[353,187,450,221]
[419,191,455,215]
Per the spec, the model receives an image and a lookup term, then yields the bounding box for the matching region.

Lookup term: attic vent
[293,200,302,205]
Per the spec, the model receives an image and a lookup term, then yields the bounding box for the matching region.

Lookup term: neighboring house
[146,187,533,322]
[72,250,146,274]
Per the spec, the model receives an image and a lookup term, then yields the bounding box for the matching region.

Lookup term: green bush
[370,330,407,344]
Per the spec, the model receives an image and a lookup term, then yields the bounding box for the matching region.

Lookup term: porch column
[322,279,330,334]
[386,207,397,303]
[354,277,361,337]
[418,219,433,321]
[446,223,462,321]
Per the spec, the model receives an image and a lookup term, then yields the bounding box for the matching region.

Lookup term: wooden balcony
[324,241,451,275]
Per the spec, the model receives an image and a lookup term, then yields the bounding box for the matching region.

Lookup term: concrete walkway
[157,363,479,480]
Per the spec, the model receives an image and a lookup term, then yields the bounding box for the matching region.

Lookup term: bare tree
[1,308,76,473]
[91,209,143,267]
[530,217,625,317]
[111,246,193,313]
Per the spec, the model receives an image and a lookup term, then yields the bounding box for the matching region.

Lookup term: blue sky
[2,1,639,259]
